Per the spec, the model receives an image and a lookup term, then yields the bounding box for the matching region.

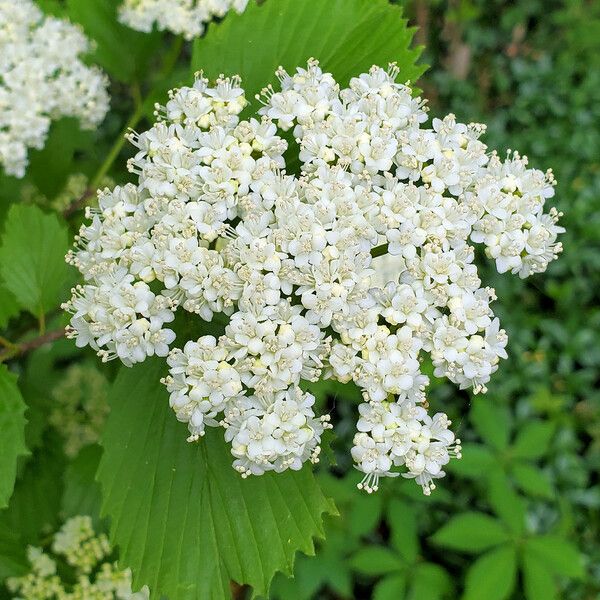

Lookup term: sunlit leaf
[192,0,425,103]
[98,359,336,600]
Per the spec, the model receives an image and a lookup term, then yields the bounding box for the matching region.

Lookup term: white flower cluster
[118,0,249,40]
[65,60,563,493]
[0,0,109,178]
[7,516,149,600]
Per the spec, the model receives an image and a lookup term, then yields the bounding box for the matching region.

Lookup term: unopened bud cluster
[7,516,149,599]
[64,61,563,493]
[0,0,109,177]
[119,0,249,40]
[49,364,110,458]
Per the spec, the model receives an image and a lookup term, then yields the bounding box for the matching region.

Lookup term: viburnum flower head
[64,59,564,494]
[119,0,250,40]
[0,0,109,177]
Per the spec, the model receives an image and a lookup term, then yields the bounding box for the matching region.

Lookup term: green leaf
[0,204,69,318]
[192,0,425,102]
[0,438,65,548]
[512,463,554,499]
[0,521,29,580]
[387,499,419,563]
[0,366,28,508]
[37,0,67,16]
[487,472,526,535]
[525,535,585,579]
[350,547,401,576]
[0,277,20,328]
[470,401,511,451]
[408,563,451,600]
[462,545,517,600]
[98,359,335,600]
[62,444,103,522]
[272,528,356,600]
[512,421,555,460]
[27,118,94,198]
[447,442,496,478]
[373,573,407,600]
[348,489,383,537]
[431,512,509,553]
[522,549,557,600]
[65,0,162,83]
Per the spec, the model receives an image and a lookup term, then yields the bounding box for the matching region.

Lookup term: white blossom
[119,0,250,40]
[65,61,563,493]
[0,0,109,177]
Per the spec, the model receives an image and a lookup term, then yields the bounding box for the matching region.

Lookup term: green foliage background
[0,0,598,599]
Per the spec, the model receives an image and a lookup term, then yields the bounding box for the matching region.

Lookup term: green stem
[64,36,185,218]
[370,243,389,258]
[38,311,46,336]
[90,104,145,190]
[91,36,184,189]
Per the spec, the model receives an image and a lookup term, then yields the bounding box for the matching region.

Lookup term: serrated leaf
[0,366,28,508]
[62,444,103,522]
[470,401,511,451]
[0,204,69,319]
[192,0,425,103]
[431,512,509,553]
[512,462,554,498]
[512,421,555,460]
[98,359,335,600]
[65,0,162,83]
[387,499,418,564]
[522,549,557,600]
[525,535,584,579]
[350,546,400,576]
[462,545,516,600]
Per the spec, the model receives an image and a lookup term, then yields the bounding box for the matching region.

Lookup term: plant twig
[0,328,66,363]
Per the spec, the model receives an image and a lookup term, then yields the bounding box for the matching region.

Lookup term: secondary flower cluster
[65,61,563,493]
[49,364,110,458]
[0,0,109,177]
[119,0,249,40]
[7,516,149,600]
